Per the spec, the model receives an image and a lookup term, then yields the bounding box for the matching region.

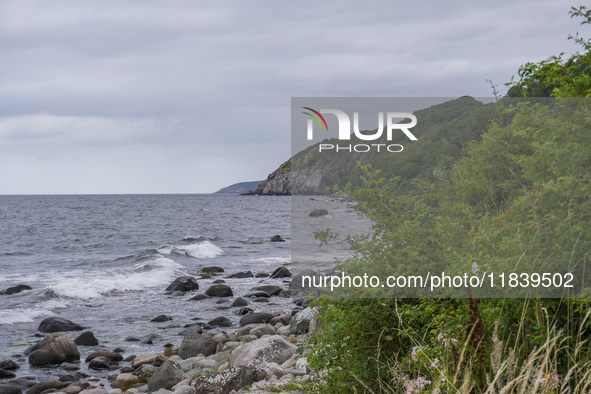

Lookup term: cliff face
[244,160,291,195]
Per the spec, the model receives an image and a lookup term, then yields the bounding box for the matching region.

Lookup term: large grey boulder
[239,312,275,326]
[289,307,316,334]
[27,333,80,366]
[230,336,296,368]
[204,285,233,297]
[192,365,266,394]
[178,333,216,359]
[165,277,199,292]
[147,360,184,391]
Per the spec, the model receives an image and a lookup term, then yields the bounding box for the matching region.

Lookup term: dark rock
[24,380,67,394]
[270,313,292,326]
[141,333,162,345]
[178,333,216,359]
[0,360,19,370]
[309,208,328,217]
[207,317,232,328]
[165,276,199,292]
[88,356,111,370]
[270,266,292,279]
[192,365,266,394]
[112,347,124,353]
[147,360,183,392]
[239,312,275,326]
[74,331,99,347]
[152,354,168,368]
[212,279,226,284]
[179,324,203,336]
[255,273,270,278]
[230,297,248,307]
[270,235,285,242]
[226,271,253,279]
[204,285,233,298]
[124,336,140,342]
[0,369,16,379]
[0,384,22,394]
[59,363,80,371]
[27,333,80,366]
[37,317,84,333]
[235,307,253,316]
[250,285,283,296]
[200,267,224,274]
[85,351,123,363]
[0,284,32,295]
[190,294,209,301]
[252,297,269,303]
[243,291,270,298]
[151,315,172,322]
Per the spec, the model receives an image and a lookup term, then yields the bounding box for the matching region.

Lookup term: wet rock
[225,271,253,279]
[200,267,224,274]
[38,317,85,333]
[178,333,216,359]
[255,272,270,278]
[270,235,285,242]
[151,315,173,323]
[243,291,270,298]
[27,333,80,366]
[189,294,209,301]
[234,307,253,316]
[74,331,99,347]
[230,297,247,307]
[0,360,19,370]
[0,284,32,295]
[179,324,203,336]
[239,312,275,326]
[85,351,123,363]
[141,333,163,345]
[270,266,292,279]
[147,361,184,392]
[124,336,140,342]
[0,384,23,394]
[0,369,16,379]
[207,317,232,328]
[309,208,328,217]
[25,380,68,394]
[88,356,111,370]
[165,277,199,292]
[230,336,296,367]
[250,285,283,296]
[204,285,233,298]
[212,279,225,284]
[252,297,269,303]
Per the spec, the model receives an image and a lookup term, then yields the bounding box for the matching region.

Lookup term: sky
[0,0,584,194]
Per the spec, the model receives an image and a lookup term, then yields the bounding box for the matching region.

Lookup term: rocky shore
[0,266,321,394]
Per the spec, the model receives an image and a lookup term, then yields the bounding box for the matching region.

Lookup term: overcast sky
[0,0,583,194]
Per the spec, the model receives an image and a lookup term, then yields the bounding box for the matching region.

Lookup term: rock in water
[250,285,283,296]
[0,284,32,295]
[0,360,19,370]
[151,315,173,322]
[74,331,99,346]
[230,336,296,367]
[0,384,22,394]
[147,360,184,391]
[270,266,292,279]
[270,235,285,242]
[178,333,216,359]
[165,277,199,292]
[38,317,84,333]
[239,312,275,326]
[200,266,224,274]
[204,284,233,297]
[226,271,253,279]
[207,317,232,328]
[27,333,80,366]
[309,208,328,217]
[230,297,248,307]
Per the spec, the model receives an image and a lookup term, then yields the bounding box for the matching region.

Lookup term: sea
[0,194,292,378]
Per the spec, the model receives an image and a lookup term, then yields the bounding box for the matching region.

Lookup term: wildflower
[471,262,479,274]
[431,357,439,368]
[411,346,420,361]
[540,372,561,390]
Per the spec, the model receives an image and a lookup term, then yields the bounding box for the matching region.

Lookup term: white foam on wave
[245,257,291,264]
[174,241,223,259]
[0,299,69,325]
[49,256,185,299]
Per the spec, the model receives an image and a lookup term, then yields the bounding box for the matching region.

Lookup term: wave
[0,299,69,325]
[48,256,185,299]
[245,257,291,264]
[158,240,223,259]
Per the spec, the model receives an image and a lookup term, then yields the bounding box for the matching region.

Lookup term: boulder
[131,353,158,369]
[200,267,224,274]
[239,312,275,326]
[88,356,110,370]
[270,267,292,279]
[225,271,253,279]
[289,307,316,334]
[147,361,184,392]
[151,315,173,322]
[243,291,270,298]
[230,297,247,307]
[0,385,22,394]
[249,324,276,338]
[269,313,292,326]
[178,333,216,359]
[27,333,80,366]
[230,336,296,368]
[207,317,232,328]
[250,285,283,296]
[270,235,285,242]
[309,208,328,217]
[85,351,123,363]
[192,366,266,394]
[204,285,233,298]
[74,331,99,346]
[111,373,138,389]
[189,294,209,301]
[165,277,199,292]
[234,307,253,316]
[0,284,32,295]
[0,360,19,370]
[212,279,225,284]
[25,380,68,394]
[0,369,16,379]
[38,317,84,333]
